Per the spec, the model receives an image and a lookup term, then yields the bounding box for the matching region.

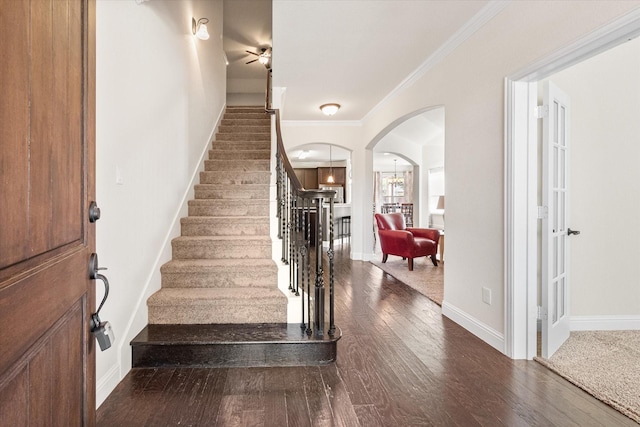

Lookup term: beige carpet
[370,256,443,305]
[535,331,640,424]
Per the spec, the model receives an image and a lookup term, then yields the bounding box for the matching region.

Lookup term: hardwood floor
[97,244,636,426]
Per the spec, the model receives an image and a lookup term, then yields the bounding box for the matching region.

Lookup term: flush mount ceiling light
[192,18,210,40]
[320,103,340,116]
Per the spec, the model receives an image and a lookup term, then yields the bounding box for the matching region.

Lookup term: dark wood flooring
[97,243,637,426]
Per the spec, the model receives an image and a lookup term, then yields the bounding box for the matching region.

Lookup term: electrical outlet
[482,287,492,305]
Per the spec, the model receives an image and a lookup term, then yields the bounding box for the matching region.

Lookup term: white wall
[95,0,226,406]
[545,38,640,319]
[275,1,640,352]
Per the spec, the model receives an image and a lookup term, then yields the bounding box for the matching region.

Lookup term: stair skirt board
[131,324,341,368]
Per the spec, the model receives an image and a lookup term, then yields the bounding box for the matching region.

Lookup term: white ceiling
[272,0,488,121]
[222,1,464,166]
[223,0,273,81]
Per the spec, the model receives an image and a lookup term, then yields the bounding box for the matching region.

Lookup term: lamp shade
[192,18,210,40]
[196,23,210,40]
[436,196,445,210]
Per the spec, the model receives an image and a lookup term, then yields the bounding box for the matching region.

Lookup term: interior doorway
[505,12,640,360]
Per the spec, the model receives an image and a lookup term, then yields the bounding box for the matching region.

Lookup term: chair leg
[408,258,414,271]
[382,254,388,263]
[431,255,438,266]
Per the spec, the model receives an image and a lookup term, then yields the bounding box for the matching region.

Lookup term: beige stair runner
[147,106,287,324]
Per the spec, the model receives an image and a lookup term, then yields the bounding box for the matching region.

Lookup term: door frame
[504,9,640,359]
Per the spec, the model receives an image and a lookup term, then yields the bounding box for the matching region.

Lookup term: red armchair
[375,213,440,271]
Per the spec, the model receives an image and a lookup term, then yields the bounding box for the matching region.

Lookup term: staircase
[146,106,287,324]
[132,107,339,367]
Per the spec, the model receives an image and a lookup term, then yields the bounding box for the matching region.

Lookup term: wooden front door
[0,0,96,425]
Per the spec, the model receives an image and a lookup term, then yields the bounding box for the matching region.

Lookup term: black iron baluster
[328,196,336,336]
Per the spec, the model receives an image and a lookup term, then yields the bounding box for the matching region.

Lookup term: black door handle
[89,253,114,350]
[568,228,581,236]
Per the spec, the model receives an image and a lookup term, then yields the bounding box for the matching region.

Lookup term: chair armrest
[378,229,416,250]
[406,228,440,244]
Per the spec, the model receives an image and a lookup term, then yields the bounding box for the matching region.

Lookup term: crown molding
[362,0,511,123]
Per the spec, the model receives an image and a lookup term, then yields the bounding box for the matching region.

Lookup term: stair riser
[130,324,341,368]
[172,241,272,259]
[220,119,270,127]
[188,201,269,216]
[208,150,270,160]
[204,160,269,172]
[225,107,265,113]
[216,133,270,142]
[161,268,277,288]
[132,342,337,368]
[193,186,269,200]
[223,113,270,120]
[211,141,270,151]
[199,171,270,185]
[218,125,270,133]
[148,300,287,324]
[181,220,269,236]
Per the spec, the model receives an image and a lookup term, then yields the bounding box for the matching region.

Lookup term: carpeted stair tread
[211,142,270,152]
[199,170,270,185]
[181,215,269,222]
[147,288,287,324]
[173,235,272,242]
[161,258,276,272]
[215,132,270,141]
[172,236,272,260]
[222,113,270,120]
[160,259,277,288]
[219,119,270,128]
[208,149,270,160]
[193,184,269,200]
[188,199,269,215]
[180,216,269,236]
[218,124,270,133]
[149,287,286,304]
[204,159,269,171]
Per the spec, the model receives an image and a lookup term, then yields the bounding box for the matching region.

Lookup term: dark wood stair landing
[131,323,341,368]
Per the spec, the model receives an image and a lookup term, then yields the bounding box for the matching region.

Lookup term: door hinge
[535,105,549,119]
[537,206,548,219]
[537,305,547,320]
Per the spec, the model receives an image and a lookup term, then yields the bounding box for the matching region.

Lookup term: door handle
[568,228,580,236]
[89,253,114,350]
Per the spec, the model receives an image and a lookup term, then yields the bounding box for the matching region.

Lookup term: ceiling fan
[245,47,272,67]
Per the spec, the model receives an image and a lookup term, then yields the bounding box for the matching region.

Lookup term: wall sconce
[192,18,210,40]
[320,103,340,116]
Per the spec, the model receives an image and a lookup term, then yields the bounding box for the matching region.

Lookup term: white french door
[541,81,574,358]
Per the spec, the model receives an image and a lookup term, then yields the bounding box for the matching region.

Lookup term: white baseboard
[351,252,375,262]
[442,301,505,353]
[570,315,640,331]
[96,364,120,408]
